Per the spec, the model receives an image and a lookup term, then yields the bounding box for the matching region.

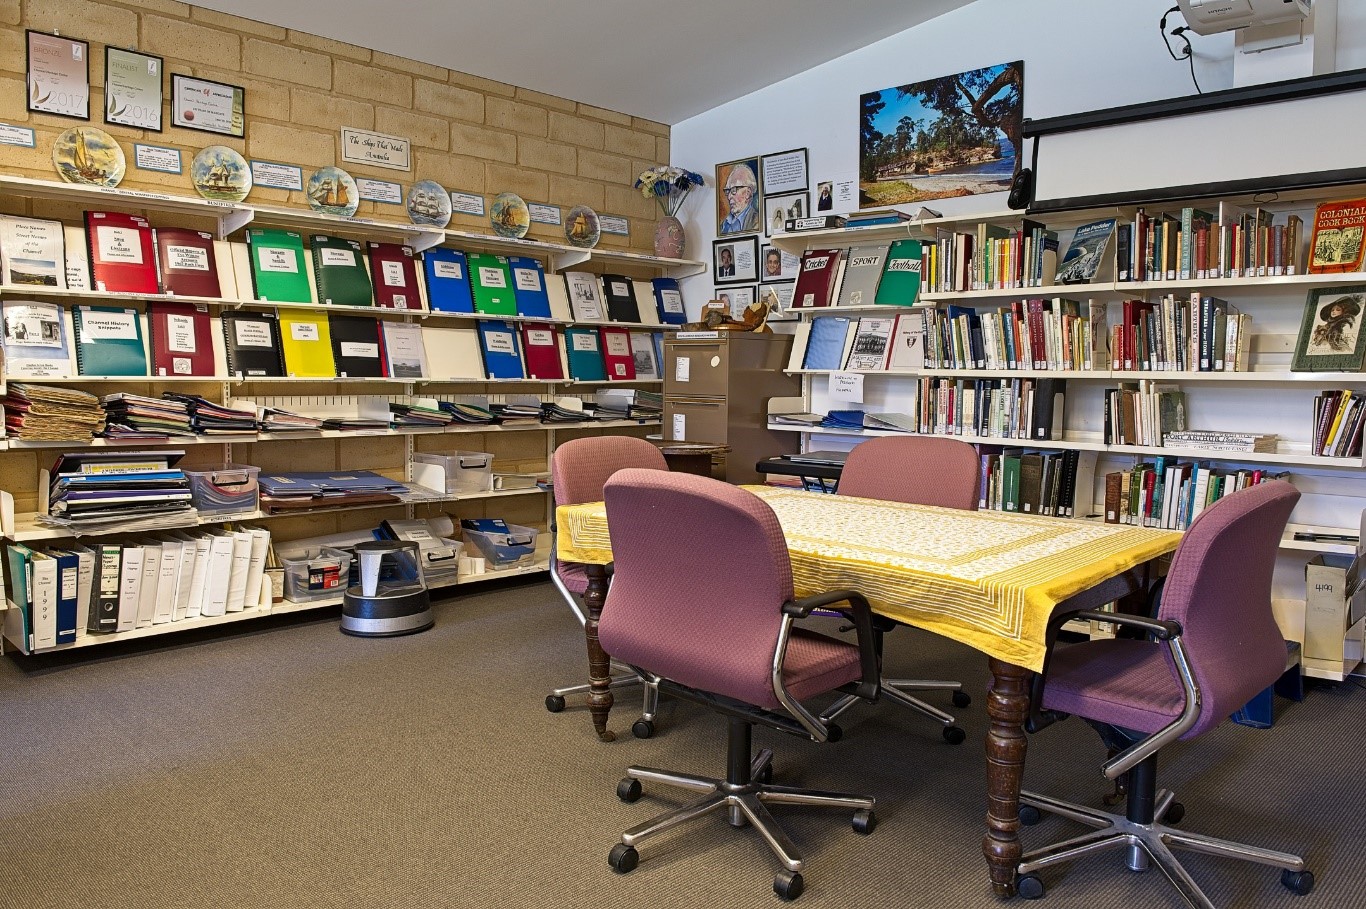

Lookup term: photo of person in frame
[817,181,833,211]
[763,247,782,279]
[1310,293,1363,354]
[717,245,735,278]
[717,159,761,236]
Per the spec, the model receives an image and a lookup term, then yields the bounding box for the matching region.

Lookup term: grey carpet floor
[0,578,1361,909]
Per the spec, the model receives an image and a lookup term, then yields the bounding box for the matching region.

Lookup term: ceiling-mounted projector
[1177,0,1311,36]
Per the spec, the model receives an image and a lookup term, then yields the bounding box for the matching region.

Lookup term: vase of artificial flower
[634,166,704,259]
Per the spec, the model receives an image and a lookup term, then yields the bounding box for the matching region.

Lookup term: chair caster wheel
[952,690,972,708]
[545,694,566,713]
[631,718,654,739]
[1163,801,1185,825]
[852,808,877,835]
[825,723,843,743]
[774,869,804,900]
[1017,874,1045,899]
[1281,869,1314,896]
[616,778,642,803]
[608,843,638,874]
[1019,804,1042,826]
[943,725,967,745]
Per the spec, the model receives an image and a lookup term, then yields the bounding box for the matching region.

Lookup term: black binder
[599,273,641,323]
[328,314,386,378]
[220,311,284,378]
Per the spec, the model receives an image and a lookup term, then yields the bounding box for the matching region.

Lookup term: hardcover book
[422,248,475,313]
[247,229,312,303]
[221,311,284,378]
[790,248,845,309]
[1307,198,1366,274]
[630,331,660,379]
[508,256,552,318]
[467,252,516,316]
[564,326,606,380]
[874,239,923,307]
[74,306,148,376]
[0,216,67,288]
[600,274,641,323]
[380,322,428,379]
[85,211,158,294]
[328,314,386,378]
[278,312,336,378]
[836,245,891,308]
[520,322,565,380]
[1055,219,1116,284]
[154,228,221,298]
[885,310,927,371]
[475,319,524,379]
[651,277,687,325]
[148,302,217,377]
[367,242,421,310]
[1,300,73,377]
[311,235,373,306]
[598,326,636,380]
[564,271,605,321]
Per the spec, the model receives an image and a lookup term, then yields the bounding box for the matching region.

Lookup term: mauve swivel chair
[544,436,668,738]
[599,470,881,901]
[1016,479,1314,907]
[823,435,979,744]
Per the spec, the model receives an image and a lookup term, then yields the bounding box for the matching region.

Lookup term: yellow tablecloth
[556,486,1181,672]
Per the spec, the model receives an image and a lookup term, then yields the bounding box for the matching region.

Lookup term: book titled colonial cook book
[1307,198,1366,274]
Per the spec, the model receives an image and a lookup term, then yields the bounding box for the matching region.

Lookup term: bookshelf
[769,190,1366,654]
[0,179,696,654]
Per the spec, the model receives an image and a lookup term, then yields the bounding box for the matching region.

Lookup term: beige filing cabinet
[663,332,801,483]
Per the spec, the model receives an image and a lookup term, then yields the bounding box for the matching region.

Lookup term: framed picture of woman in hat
[1293,286,1366,371]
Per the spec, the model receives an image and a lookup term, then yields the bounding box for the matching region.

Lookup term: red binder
[148,302,217,377]
[598,326,636,381]
[155,228,221,298]
[790,248,846,309]
[367,242,421,310]
[85,211,158,294]
[520,323,564,380]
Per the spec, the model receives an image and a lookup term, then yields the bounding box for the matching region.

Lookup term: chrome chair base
[617,749,874,874]
[545,661,661,736]
[821,677,968,743]
[1019,788,1308,909]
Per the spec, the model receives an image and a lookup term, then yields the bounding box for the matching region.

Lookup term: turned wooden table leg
[984,657,1031,898]
[583,563,615,742]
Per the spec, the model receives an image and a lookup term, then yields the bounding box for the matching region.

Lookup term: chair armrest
[1071,610,1182,641]
[781,590,881,705]
[783,589,864,618]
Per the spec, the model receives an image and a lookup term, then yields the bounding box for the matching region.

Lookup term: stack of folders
[438,401,498,425]
[389,401,453,428]
[541,401,592,423]
[821,411,867,430]
[100,393,194,439]
[3,384,104,441]
[490,401,543,423]
[162,394,258,435]
[318,415,390,432]
[255,406,324,433]
[257,470,409,513]
[44,450,196,532]
[593,388,662,420]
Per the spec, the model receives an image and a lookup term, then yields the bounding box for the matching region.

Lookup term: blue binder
[651,277,687,325]
[46,548,79,644]
[564,327,606,381]
[802,316,852,370]
[508,256,552,319]
[476,320,525,380]
[422,248,475,313]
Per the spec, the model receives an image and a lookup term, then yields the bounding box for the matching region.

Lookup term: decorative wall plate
[190,145,252,202]
[490,192,530,239]
[564,205,601,248]
[52,127,125,188]
[307,166,360,217]
[406,179,452,228]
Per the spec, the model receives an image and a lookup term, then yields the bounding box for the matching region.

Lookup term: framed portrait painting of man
[716,157,761,237]
[1292,286,1366,372]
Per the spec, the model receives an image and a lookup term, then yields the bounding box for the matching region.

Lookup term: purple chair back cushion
[598,470,861,710]
[837,436,980,510]
[551,436,668,509]
[1042,480,1299,740]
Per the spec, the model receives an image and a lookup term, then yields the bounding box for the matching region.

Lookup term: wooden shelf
[781,367,1366,384]
[0,175,252,238]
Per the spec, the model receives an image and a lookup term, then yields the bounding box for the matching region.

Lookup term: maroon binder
[520,323,564,380]
[367,242,422,310]
[85,211,158,294]
[154,228,221,298]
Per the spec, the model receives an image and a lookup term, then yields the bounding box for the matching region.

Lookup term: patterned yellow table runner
[557,486,1181,671]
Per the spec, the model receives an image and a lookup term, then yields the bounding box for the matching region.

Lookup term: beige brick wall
[0,0,669,250]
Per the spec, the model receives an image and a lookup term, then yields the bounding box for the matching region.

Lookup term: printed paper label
[165,244,210,272]
[172,356,192,375]
[96,226,144,264]
[513,268,542,292]
[674,356,690,382]
[660,290,684,314]
[340,342,378,358]
[672,414,686,440]
[234,321,273,347]
[610,281,629,297]
[290,322,320,341]
[478,266,507,288]
[614,362,626,375]
[485,331,516,354]
[166,314,197,353]
[571,333,598,352]
[434,260,464,280]
[320,248,357,268]
[381,260,405,287]
[526,329,554,346]
[79,309,138,340]
[604,333,630,356]
[258,247,298,273]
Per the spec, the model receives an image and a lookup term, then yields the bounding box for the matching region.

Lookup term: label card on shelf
[830,372,864,404]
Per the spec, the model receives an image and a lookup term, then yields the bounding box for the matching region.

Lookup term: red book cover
[597,326,636,380]
[154,227,221,298]
[148,302,217,377]
[520,322,564,380]
[85,211,158,293]
[1307,199,1366,274]
[366,242,422,310]
[1026,299,1046,369]
[790,248,845,309]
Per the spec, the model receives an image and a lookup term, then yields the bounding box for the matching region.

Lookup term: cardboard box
[1303,553,1366,680]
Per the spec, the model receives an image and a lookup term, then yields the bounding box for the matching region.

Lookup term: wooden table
[556,486,1181,897]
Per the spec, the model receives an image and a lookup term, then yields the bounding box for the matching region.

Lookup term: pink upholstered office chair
[823,435,980,744]
[544,436,668,738]
[599,470,881,900]
[1016,480,1314,907]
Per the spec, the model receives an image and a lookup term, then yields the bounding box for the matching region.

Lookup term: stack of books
[3,384,104,441]
[1163,430,1277,453]
[100,393,193,439]
[593,388,660,420]
[1312,390,1365,458]
[540,401,591,423]
[43,450,195,532]
[1103,460,1288,529]
[490,401,542,424]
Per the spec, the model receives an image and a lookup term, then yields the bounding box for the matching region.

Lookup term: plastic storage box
[412,451,493,495]
[461,520,538,567]
[185,464,261,514]
[280,547,353,602]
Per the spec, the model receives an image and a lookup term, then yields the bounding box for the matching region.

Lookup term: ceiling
[195,0,979,124]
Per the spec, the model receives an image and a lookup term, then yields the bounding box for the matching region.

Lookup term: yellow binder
[278,312,336,378]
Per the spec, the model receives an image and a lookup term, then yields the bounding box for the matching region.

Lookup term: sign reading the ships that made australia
[341,128,411,171]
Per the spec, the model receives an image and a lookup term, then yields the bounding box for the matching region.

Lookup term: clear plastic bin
[412,451,493,495]
[185,464,260,514]
[280,547,353,602]
[462,523,538,567]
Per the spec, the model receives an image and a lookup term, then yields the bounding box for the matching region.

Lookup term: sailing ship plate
[53,127,126,188]
[564,205,601,248]
[190,145,251,203]
[491,192,530,239]
[406,179,452,228]
[307,166,360,217]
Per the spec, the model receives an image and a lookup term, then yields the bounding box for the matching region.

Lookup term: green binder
[467,252,516,316]
[74,306,148,376]
[874,238,923,307]
[247,229,312,303]
[564,327,606,381]
[311,235,373,306]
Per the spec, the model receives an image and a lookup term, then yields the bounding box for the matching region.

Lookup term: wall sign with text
[341,128,411,171]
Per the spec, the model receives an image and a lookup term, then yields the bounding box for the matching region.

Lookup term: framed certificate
[26,31,89,120]
[171,74,244,138]
[105,48,163,131]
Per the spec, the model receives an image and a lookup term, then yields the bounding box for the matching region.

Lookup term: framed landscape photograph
[716,157,761,236]
[1292,286,1366,372]
[763,190,809,237]
[713,236,758,285]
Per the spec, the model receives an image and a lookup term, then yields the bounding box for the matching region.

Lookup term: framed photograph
[1292,286,1366,372]
[714,285,756,321]
[763,191,809,237]
[760,243,800,283]
[759,282,798,321]
[859,60,1023,207]
[26,31,89,120]
[716,156,761,236]
[760,147,809,195]
[713,236,758,285]
[105,47,163,131]
[171,74,245,138]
